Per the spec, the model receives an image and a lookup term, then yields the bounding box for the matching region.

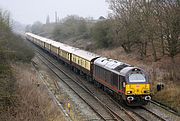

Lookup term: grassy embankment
[0,32,65,120]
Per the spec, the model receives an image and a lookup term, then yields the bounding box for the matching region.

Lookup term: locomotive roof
[94,57,131,74]
[119,67,145,76]
[72,49,100,61]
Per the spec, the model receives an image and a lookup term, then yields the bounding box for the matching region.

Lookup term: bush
[53,15,89,40]
[91,20,113,48]
[0,8,35,119]
[1,34,34,62]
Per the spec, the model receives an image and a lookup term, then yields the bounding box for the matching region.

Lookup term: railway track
[36,52,122,121]
[34,46,151,121]
[70,71,146,121]
[129,107,164,121]
[29,42,179,121]
[141,106,166,121]
[150,100,180,116]
[31,61,72,121]
[34,47,163,121]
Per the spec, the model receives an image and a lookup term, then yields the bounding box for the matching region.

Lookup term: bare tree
[107,0,139,53]
[155,0,180,61]
[107,0,179,61]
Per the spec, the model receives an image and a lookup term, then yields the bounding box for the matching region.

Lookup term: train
[25,32,151,106]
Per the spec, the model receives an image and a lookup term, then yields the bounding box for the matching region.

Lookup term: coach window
[81,60,83,65]
[68,54,70,60]
[86,61,88,68]
[66,53,68,59]
[73,55,74,61]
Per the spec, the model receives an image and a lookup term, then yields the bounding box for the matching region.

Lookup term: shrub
[91,20,113,48]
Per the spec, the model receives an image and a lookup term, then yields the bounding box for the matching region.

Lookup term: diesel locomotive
[26,32,151,106]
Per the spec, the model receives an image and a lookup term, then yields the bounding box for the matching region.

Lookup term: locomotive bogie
[125,95,150,106]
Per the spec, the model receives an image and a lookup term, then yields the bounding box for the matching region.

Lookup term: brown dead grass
[0,63,65,121]
[154,83,180,112]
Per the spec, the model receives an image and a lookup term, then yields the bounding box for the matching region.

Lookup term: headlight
[144,90,150,93]
[127,91,133,94]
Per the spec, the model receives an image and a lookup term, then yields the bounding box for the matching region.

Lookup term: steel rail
[36,53,116,121]
[150,100,180,116]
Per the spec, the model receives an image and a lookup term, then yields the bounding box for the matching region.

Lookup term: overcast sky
[0,0,109,25]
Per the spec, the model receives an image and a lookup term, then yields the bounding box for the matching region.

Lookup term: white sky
[0,0,109,25]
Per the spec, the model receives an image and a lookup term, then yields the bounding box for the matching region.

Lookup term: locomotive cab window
[128,73,146,83]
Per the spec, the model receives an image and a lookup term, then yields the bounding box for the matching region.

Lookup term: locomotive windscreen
[128,73,146,83]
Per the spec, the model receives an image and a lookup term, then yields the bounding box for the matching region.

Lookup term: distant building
[98,16,106,20]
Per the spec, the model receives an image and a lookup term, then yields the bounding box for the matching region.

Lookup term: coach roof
[72,49,100,61]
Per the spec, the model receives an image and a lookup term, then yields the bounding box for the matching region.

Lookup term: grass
[153,82,180,112]
[0,32,35,120]
[0,63,65,121]
[0,34,34,62]
[0,31,66,120]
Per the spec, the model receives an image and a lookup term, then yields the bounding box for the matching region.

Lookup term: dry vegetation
[154,83,180,112]
[0,8,65,120]
[33,56,89,121]
[0,63,66,121]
